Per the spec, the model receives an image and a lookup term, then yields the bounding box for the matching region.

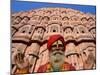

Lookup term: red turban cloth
[47,34,65,51]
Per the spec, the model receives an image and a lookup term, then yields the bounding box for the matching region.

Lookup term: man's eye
[58,44,63,47]
[51,45,57,48]
[58,44,64,49]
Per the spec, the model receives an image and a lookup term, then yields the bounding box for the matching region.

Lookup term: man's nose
[56,45,59,49]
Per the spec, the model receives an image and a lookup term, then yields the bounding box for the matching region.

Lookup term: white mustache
[53,52,63,55]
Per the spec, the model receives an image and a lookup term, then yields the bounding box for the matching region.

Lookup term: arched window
[78,26,88,33]
[50,25,59,32]
[51,15,60,20]
[28,25,34,34]
[62,11,67,14]
[36,28,44,34]
[20,16,30,25]
[32,15,41,21]
[14,16,22,24]
[79,27,85,33]
[20,26,30,33]
[90,28,96,34]
[65,27,73,33]
[22,16,30,22]
[88,17,94,22]
[81,17,88,23]
[42,16,50,21]
[73,27,79,34]
[71,16,78,21]
[46,10,52,14]
[62,16,69,21]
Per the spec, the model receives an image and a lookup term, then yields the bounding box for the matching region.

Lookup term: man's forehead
[52,40,63,45]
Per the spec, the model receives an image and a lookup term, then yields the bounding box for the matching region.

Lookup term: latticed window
[22,16,30,23]
[14,16,22,24]
[32,15,41,20]
[88,17,94,22]
[65,28,72,33]
[62,16,69,21]
[90,28,96,34]
[50,26,59,32]
[78,26,88,33]
[20,26,30,33]
[42,16,50,21]
[36,28,44,34]
[70,15,79,21]
[73,27,79,34]
[81,17,88,22]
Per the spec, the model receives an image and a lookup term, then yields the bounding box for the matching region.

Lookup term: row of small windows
[19,26,45,35]
[20,26,32,34]
[64,26,89,34]
[17,25,95,36]
[12,16,30,25]
[12,15,95,25]
[81,17,95,22]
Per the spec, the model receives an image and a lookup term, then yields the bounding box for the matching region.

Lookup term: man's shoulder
[37,62,50,72]
[64,62,76,70]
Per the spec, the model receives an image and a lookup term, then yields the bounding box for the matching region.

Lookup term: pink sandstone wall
[11,8,96,73]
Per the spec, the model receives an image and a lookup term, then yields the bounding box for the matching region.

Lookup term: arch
[77,25,88,33]
[89,27,96,32]
[50,26,58,32]
[41,16,50,21]
[70,15,79,21]
[15,16,22,20]
[32,15,42,21]
[50,15,61,20]
[13,16,22,24]
[62,16,69,21]
[89,27,96,35]
[81,45,96,58]
[35,26,45,34]
[20,16,30,25]
[73,26,80,34]
[64,26,73,33]
[83,45,95,51]
[64,26,73,31]
[19,25,31,34]
[46,10,52,14]
[22,16,30,20]
[42,16,50,20]
[88,17,94,21]
[61,10,67,14]
[81,17,88,21]
[48,23,61,33]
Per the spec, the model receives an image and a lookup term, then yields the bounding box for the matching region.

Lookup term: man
[13,49,30,74]
[37,34,75,72]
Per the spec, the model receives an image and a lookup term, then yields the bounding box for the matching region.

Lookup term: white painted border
[0,0,99,75]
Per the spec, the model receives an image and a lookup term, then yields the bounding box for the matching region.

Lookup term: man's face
[49,40,65,70]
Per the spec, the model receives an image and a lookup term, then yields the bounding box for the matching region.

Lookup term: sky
[11,0,96,14]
